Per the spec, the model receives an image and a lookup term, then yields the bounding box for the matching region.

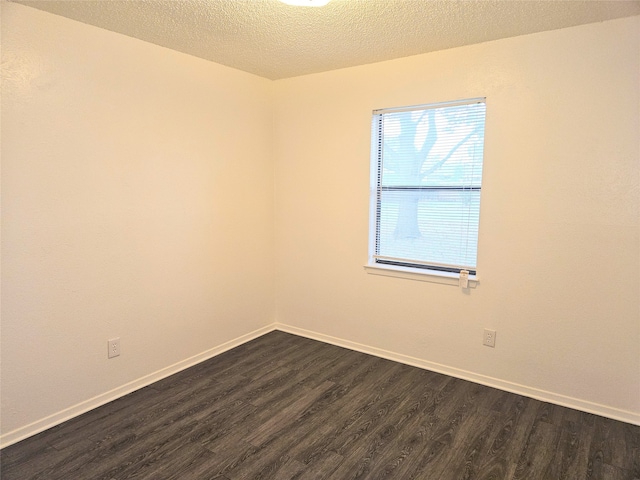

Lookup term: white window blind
[370,98,486,275]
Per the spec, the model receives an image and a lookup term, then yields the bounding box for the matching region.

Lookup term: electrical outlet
[108,338,120,358]
[483,329,496,348]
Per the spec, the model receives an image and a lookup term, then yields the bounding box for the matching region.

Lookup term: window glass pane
[380,103,485,188]
[371,99,486,273]
[377,189,480,268]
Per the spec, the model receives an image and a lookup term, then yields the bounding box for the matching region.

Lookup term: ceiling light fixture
[279,0,331,6]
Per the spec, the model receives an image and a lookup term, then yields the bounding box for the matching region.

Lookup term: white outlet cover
[108,338,121,358]
[483,329,496,348]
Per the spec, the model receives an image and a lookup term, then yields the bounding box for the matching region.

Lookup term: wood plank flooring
[2,331,639,479]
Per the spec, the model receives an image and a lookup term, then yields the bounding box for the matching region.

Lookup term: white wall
[274,16,640,421]
[1,3,274,442]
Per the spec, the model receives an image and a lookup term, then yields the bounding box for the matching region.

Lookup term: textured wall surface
[274,16,640,420]
[1,2,274,440]
[13,0,640,79]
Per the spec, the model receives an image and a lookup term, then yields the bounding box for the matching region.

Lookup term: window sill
[364,263,479,288]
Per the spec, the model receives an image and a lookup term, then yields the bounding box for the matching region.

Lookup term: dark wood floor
[1,331,638,480]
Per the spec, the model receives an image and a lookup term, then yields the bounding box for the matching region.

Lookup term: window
[368,98,486,280]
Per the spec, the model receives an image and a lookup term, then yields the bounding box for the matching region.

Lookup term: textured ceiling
[11,0,640,80]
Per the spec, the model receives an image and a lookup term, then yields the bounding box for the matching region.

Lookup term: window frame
[366,98,486,286]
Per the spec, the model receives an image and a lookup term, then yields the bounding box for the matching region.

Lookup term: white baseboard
[0,324,278,449]
[275,323,640,426]
[3,321,637,449]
